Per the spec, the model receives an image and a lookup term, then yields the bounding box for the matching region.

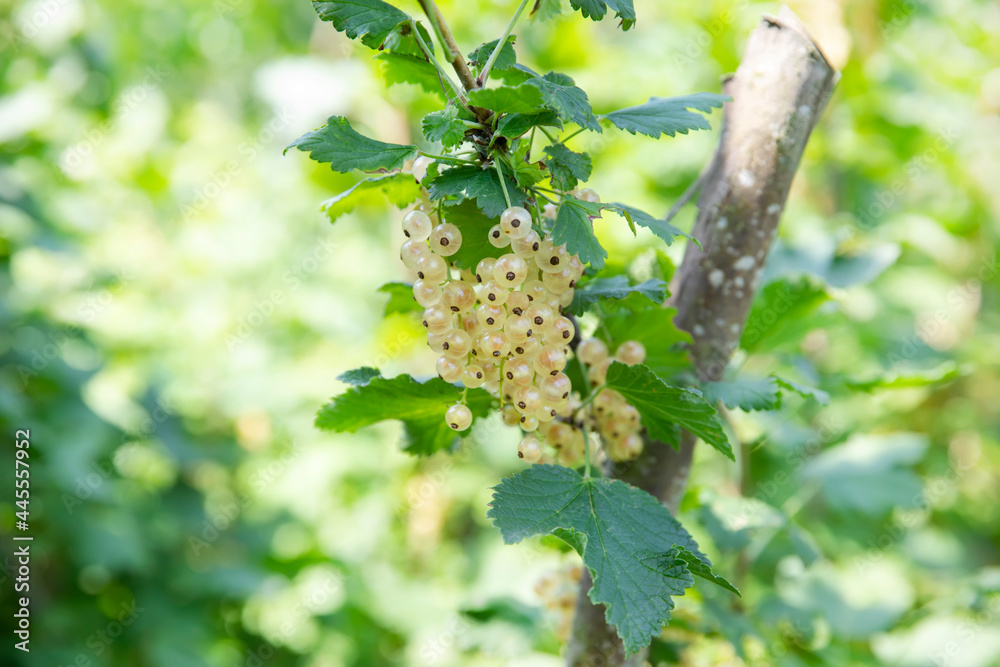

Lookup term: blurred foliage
[1,0,998,665]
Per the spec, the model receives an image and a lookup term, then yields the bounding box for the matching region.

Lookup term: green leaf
[375,52,444,97]
[741,276,830,353]
[670,546,740,596]
[381,20,435,56]
[604,362,734,460]
[426,164,528,219]
[774,376,830,405]
[444,200,507,269]
[337,367,382,386]
[315,374,493,455]
[467,36,517,71]
[612,202,693,247]
[844,361,964,393]
[320,172,422,222]
[311,0,410,50]
[421,107,467,148]
[552,196,610,270]
[377,281,422,316]
[597,305,692,382]
[496,110,563,139]
[286,116,417,173]
[467,84,544,115]
[567,0,636,29]
[531,0,565,21]
[702,377,782,412]
[567,275,666,316]
[543,144,592,191]
[488,464,731,655]
[602,93,727,139]
[524,70,601,132]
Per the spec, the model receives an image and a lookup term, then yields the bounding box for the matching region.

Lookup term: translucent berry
[518,435,543,462]
[547,316,575,344]
[503,356,534,387]
[521,279,548,303]
[442,280,476,313]
[461,313,483,339]
[524,303,555,331]
[577,338,608,366]
[588,358,612,385]
[413,280,442,307]
[500,206,532,239]
[542,203,558,219]
[437,356,463,382]
[480,281,509,305]
[536,405,558,422]
[416,253,448,284]
[475,258,497,284]
[534,344,567,375]
[512,230,541,258]
[461,364,485,388]
[506,291,531,316]
[430,223,462,257]
[488,224,510,248]
[477,303,507,330]
[426,332,447,353]
[400,239,430,270]
[519,414,539,432]
[536,240,571,273]
[422,305,452,334]
[539,372,572,402]
[441,329,472,359]
[402,210,433,241]
[479,331,511,359]
[412,156,433,183]
[577,187,600,203]
[446,404,473,430]
[514,385,543,414]
[493,254,529,289]
[616,340,646,365]
[558,289,575,308]
[542,267,576,295]
[511,337,541,359]
[621,434,644,459]
[503,314,533,344]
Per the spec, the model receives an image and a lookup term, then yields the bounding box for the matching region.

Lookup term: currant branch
[416,0,479,92]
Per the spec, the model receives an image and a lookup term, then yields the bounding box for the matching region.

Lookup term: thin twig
[416,0,479,92]
[479,0,531,84]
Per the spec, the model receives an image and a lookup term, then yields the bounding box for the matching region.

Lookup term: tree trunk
[566,7,839,666]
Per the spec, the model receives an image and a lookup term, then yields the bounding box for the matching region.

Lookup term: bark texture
[566,8,839,666]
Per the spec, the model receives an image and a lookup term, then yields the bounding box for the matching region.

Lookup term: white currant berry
[533,344,567,376]
[430,223,462,257]
[519,414,540,432]
[616,340,646,365]
[479,281,509,305]
[503,356,534,387]
[476,303,507,330]
[512,230,541,258]
[400,238,430,270]
[441,329,473,359]
[542,267,577,295]
[500,206,532,239]
[478,331,511,359]
[475,258,497,284]
[488,224,511,248]
[518,435,543,462]
[577,338,608,365]
[426,332,447,353]
[422,305,452,335]
[536,240,571,273]
[402,210,433,241]
[493,254,529,289]
[437,356,463,382]
[521,279,548,303]
[413,279,442,307]
[577,187,600,203]
[506,291,531,316]
[503,314,534,344]
[511,337,541,358]
[442,280,476,313]
[547,316,575,344]
[524,303,555,331]
[539,372,572,402]
[415,253,448,284]
[514,385,542,414]
[558,289,575,308]
[621,434,644,459]
[543,203,558,220]
[412,156,433,183]
[461,312,484,338]
[536,405,558,422]
[461,364,486,388]
[446,403,473,430]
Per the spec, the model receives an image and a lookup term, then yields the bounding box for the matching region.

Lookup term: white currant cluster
[534,562,584,641]
[577,338,647,462]
[399,204,585,442]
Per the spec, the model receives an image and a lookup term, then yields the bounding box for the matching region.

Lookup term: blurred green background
[1,0,998,665]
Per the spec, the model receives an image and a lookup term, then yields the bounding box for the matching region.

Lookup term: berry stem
[560,127,586,144]
[493,158,513,208]
[417,150,477,165]
[575,384,605,412]
[410,20,469,107]
[416,0,480,92]
[539,126,559,144]
[479,0,531,85]
[528,188,556,204]
[582,421,592,479]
